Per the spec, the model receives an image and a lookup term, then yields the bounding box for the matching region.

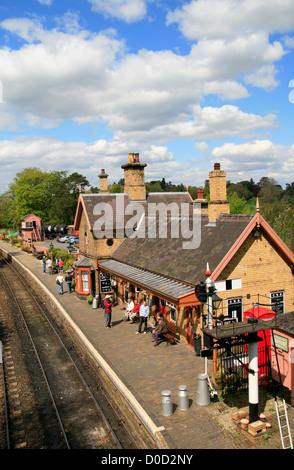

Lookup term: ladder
[275,399,293,449]
[271,331,293,449]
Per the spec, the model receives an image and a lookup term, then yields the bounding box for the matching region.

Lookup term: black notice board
[100,273,111,293]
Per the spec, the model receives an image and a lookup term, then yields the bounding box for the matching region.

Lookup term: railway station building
[73,153,294,351]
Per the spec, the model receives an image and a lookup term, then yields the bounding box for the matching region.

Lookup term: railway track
[0,255,139,449]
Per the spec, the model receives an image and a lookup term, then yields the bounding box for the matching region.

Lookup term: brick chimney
[121,153,147,200]
[194,188,208,215]
[208,163,230,222]
[99,169,109,194]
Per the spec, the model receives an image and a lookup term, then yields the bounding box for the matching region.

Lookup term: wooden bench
[160,321,178,346]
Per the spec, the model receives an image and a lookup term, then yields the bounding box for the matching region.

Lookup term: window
[82,272,89,292]
[124,284,129,302]
[271,291,284,315]
[167,302,176,322]
[227,297,242,322]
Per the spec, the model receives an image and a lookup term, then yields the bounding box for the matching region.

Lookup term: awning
[98,259,198,306]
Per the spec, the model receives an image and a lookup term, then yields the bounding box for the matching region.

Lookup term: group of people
[41,254,74,295]
[123,298,168,346]
[56,267,74,295]
[42,255,64,275]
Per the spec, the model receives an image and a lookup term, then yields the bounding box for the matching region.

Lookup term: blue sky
[1,0,294,194]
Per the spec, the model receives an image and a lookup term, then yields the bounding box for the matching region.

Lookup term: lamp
[253,228,260,238]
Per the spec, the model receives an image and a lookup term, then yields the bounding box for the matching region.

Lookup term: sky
[1,0,294,194]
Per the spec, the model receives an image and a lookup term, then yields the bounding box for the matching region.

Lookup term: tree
[227,192,247,214]
[258,178,282,203]
[9,167,55,221]
[48,171,90,224]
[108,183,124,193]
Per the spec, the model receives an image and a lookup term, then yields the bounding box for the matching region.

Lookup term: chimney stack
[208,163,230,222]
[194,188,208,215]
[99,169,109,193]
[121,153,147,200]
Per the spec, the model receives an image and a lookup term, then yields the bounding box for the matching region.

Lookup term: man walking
[136,300,149,335]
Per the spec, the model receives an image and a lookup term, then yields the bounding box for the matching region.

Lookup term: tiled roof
[80,191,192,235]
[274,311,294,336]
[113,213,254,285]
[74,257,94,268]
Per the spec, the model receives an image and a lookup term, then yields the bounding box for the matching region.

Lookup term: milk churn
[161,390,173,416]
[195,374,210,406]
[177,385,189,411]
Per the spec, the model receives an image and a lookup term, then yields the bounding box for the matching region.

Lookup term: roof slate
[274,311,294,336]
[112,213,255,284]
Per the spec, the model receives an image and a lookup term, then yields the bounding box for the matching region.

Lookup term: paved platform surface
[0,241,292,450]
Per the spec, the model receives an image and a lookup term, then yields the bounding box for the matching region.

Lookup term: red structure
[244,305,276,377]
[20,214,42,242]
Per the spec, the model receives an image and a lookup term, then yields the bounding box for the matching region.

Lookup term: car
[58,235,73,243]
[69,236,79,244]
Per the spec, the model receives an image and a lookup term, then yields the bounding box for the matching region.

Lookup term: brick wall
[215,232,294,314]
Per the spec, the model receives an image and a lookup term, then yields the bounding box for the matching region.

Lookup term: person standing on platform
[104,295,113,329]
[42,256,46,274]
[65,271,73,293]
[46,257,52,275]
[58,259,64,272]
[56,273,64,295]
[136,300,149,335]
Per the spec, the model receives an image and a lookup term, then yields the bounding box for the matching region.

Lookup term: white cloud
[37,0,52,5]
[0,15,283,139]
[166,0,294,41]
[211,140,294,185]
[114,105,278,143]
[88,0,150,23]
[0,4,292,193]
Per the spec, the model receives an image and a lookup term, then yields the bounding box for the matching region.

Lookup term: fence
[218,342,271,396]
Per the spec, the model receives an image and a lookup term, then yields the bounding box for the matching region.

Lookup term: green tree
[9,167,55,221]
[48,171,89,224]
[227,192,247,214]
[108,183,124,193]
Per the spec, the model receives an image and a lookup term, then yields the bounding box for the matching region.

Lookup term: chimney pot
[214,163,221,170]
[197,189,204,199]
[101,169,105,174]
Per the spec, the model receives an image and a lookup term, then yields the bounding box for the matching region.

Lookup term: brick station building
[73,154,294,350]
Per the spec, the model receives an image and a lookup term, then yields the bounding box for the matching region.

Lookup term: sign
[100,272,112,293]
[273,333,288,352]
[200,349,211,358]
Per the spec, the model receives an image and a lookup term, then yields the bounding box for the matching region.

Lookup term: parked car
[58,235,73,243]
[69,236,79,244]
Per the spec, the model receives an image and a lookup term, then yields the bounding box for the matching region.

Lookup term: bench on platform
[160,321,178,346]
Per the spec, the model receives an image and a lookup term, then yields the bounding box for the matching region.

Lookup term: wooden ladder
[271,331,293,449]
[275,399,293,449]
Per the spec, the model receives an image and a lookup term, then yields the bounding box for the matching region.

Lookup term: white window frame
[167,302,176,323]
